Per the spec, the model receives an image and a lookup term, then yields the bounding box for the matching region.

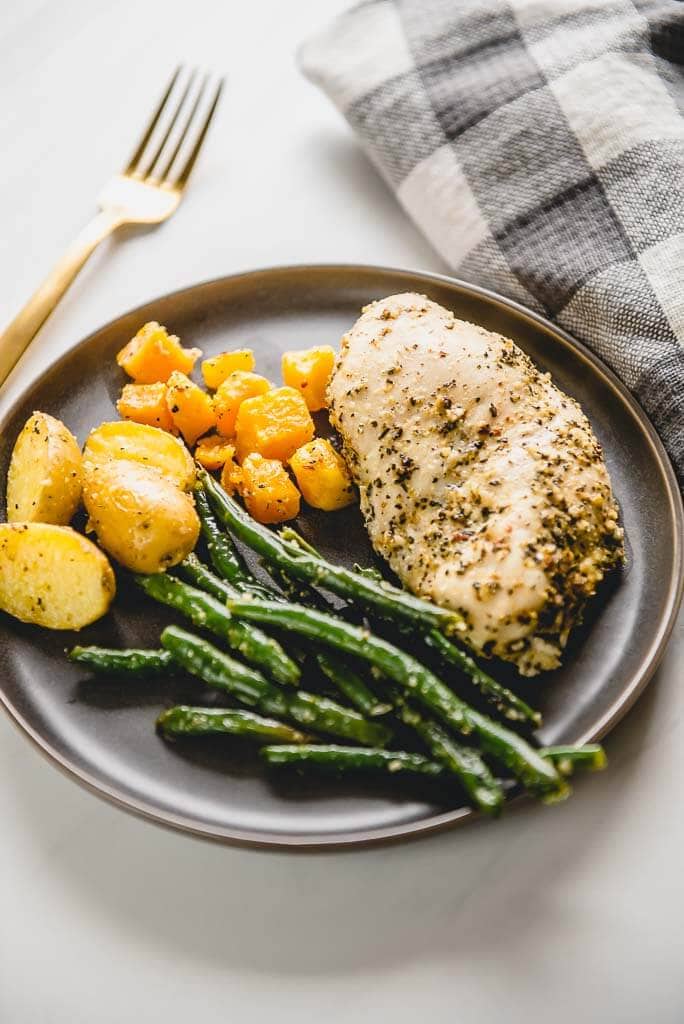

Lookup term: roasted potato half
[83,459,200,573]
[83,421,195,491]
[6,412,82,525]
[0,523,115,629]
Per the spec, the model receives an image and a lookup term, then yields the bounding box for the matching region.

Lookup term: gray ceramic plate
[0,265,682,849]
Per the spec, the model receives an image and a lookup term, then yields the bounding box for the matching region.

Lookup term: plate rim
[1,262,682,851]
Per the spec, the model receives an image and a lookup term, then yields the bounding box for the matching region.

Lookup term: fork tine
[156,73,209,184]
[174,78,224,190]
[124,65,181,176]
[143,69,198,182]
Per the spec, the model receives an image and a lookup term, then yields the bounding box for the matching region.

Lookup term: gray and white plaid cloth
[300,0,684,485]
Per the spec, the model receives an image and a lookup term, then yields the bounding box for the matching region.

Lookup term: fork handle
[0,208,123,388]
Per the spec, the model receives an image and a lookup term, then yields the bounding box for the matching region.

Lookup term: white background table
[1,1,682,1020]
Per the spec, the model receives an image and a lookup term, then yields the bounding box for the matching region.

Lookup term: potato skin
[6,411,82,525]
[83,421,195,491]
[0,523,115,629]
[82,459,200,573]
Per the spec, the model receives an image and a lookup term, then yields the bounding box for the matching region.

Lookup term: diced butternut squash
[238,453,300,524]
[281,346,336,411]
[194,434,236,472]
[214,371,272,438]
[116,322,201,384]
[165,371,216,446]
[220,453,242,495]
[202,349,255,390]
[289,438,355,511]
[235,386,314,463]
[117,382,176,432]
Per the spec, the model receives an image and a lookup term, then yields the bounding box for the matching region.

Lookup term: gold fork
[0,66,224,387]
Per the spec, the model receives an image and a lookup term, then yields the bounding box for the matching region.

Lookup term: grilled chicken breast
[328,293,624,675]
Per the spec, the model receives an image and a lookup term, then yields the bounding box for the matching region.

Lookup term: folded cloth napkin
[300,0,684,485]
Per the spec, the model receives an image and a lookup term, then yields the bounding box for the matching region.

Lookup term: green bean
[425,629,541,726]
[278,527,320,557]
[200,469,463,636]
[195,486,248,584]
[352,564,383,582]
[273,509,540,726]
[157,705,311,744]
[227,598,568,802]
[179,552,312,665]
[271,561,501,811]
[389,694,503,814]
[262,744,444,777]
[160,626,392,747]
[315,650,392,718]
[136,573,300,687]
[68,646,174,675]
[195,488,274,599]
[540,744,607,775]
[177,552,236,602]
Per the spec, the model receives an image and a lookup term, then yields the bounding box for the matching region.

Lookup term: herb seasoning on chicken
[328,294,624,676]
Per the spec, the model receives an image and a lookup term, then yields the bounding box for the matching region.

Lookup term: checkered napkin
[300,0,684,485]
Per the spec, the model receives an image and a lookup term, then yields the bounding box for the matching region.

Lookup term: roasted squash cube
[220,453,242,495]
[235,386,314,463]
[214,371,272,437]
[202,349,255,390]
[281,346,336,411]
[238,453,300,524]
[116,322,201,384]
[165,371,216,446]
[117,382,176,433]
[289,438,355,511]
[194,434,236,472]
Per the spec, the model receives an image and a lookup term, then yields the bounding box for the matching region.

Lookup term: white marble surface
[1,1,682,1020]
